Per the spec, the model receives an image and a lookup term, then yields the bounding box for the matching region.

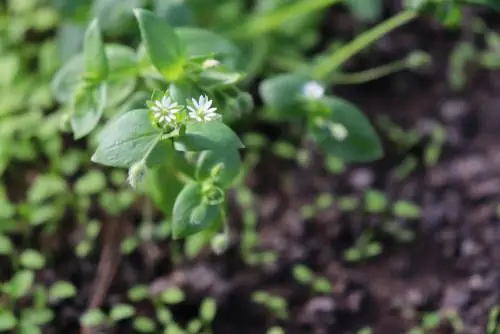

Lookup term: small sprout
[133,316,156,333]
[127,161,148,190]
[150,94,181,127]
[110,304,135,322]
[211,232,230,255]
[313,278,333,294]
[187,319,203,333]
[121,236,139,255]
[49,281,77,301]
[393,200,421,219]
[0,310,17,331]
[156,307,173,325]
[187,95,220,122]
[293,264,314,285]
[80,308,107,328]
[200,297,217,323]
[302,81,325,100]
[267,326,285,334]
[406,50,431,69]
[364,189,387,213]
[76,240,93,258]
[160,287,185,305]
[127,285,150,302]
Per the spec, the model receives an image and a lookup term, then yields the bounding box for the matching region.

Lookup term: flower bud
[127,161,148,190]
[211,232,230,255]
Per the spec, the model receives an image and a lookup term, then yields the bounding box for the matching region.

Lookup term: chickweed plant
[52,0,500,251]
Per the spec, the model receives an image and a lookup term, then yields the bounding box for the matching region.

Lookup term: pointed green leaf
[309,97,382,162]
[196,149,241,188]
[21,308,54,326]
[84,19,108,81]
[72,83,107,139]
[7,269,34,299]
[174,121,244,152]
[0,310,17,331]
[134,9,185,81]
[91,109,166,168]
[172,182,221,238]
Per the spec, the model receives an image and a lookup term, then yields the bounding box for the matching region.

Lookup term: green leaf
[52,45,137,106]
[146,161,185,218]
[49,281,77,300]
[105,44,138,107]
[7,270,34,299]
[160,287,185,304]
[0,234,14,255]
[91,109,165,168]
[200,297,217,323]
[19,324,42,334]
[80,309,107,327]
[74,170,107,195]
[109,304,135,322]
[27,174,67,204]
[175,27,241,69]
[393,200,421,219]
[196,149,241,188]
[309,97,383,162]
[174,121,244,152]
[19,249,46,270]
[0,310,17,331]
[134,9,186,81]
[84,19,108,81]
[21,308,54,326]
[133,316,156,333]
[72,83,107,139]
[259,73,309,118]
[172,182,221,238]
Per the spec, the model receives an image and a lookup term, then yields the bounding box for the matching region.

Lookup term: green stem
[229,0,342,40]
[327,58,408,85]
[313,9,418,80]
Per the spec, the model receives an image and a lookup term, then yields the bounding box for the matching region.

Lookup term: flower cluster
[150,92,221,128]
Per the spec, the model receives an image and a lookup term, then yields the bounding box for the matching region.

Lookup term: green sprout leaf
[91,109,167,168]
[80,309,107,327]
[172,182,221,238]
[20,308,54,326]
[72,83,107,139]
[309,97,383,162]
[6,270,35,299]
[84,19,108,82]
[174,121,244,152]
[160,287,185,305]
[49,281,77,301]
[200,297,217,323]
[134,9,186,81]
[19,249,46,270]
[109,304,135,322]
[0,310,17,331]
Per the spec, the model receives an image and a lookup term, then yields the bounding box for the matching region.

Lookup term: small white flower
[302,81,325,100]
[187,95,220,122]
[151,95,181,126]
[202,58,220,69]
[329,122,348,141]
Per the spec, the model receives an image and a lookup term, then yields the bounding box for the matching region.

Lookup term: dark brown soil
[6,3,500,334]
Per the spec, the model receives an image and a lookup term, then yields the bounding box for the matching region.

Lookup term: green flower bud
[127,161,148,190]
[211,232,229,255]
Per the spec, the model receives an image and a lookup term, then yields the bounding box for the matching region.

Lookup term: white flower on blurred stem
[151,95,181,126]
[202,58,220,69]
[187,95,220,122]
[302,81,325,100]
[329,122,348,141]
